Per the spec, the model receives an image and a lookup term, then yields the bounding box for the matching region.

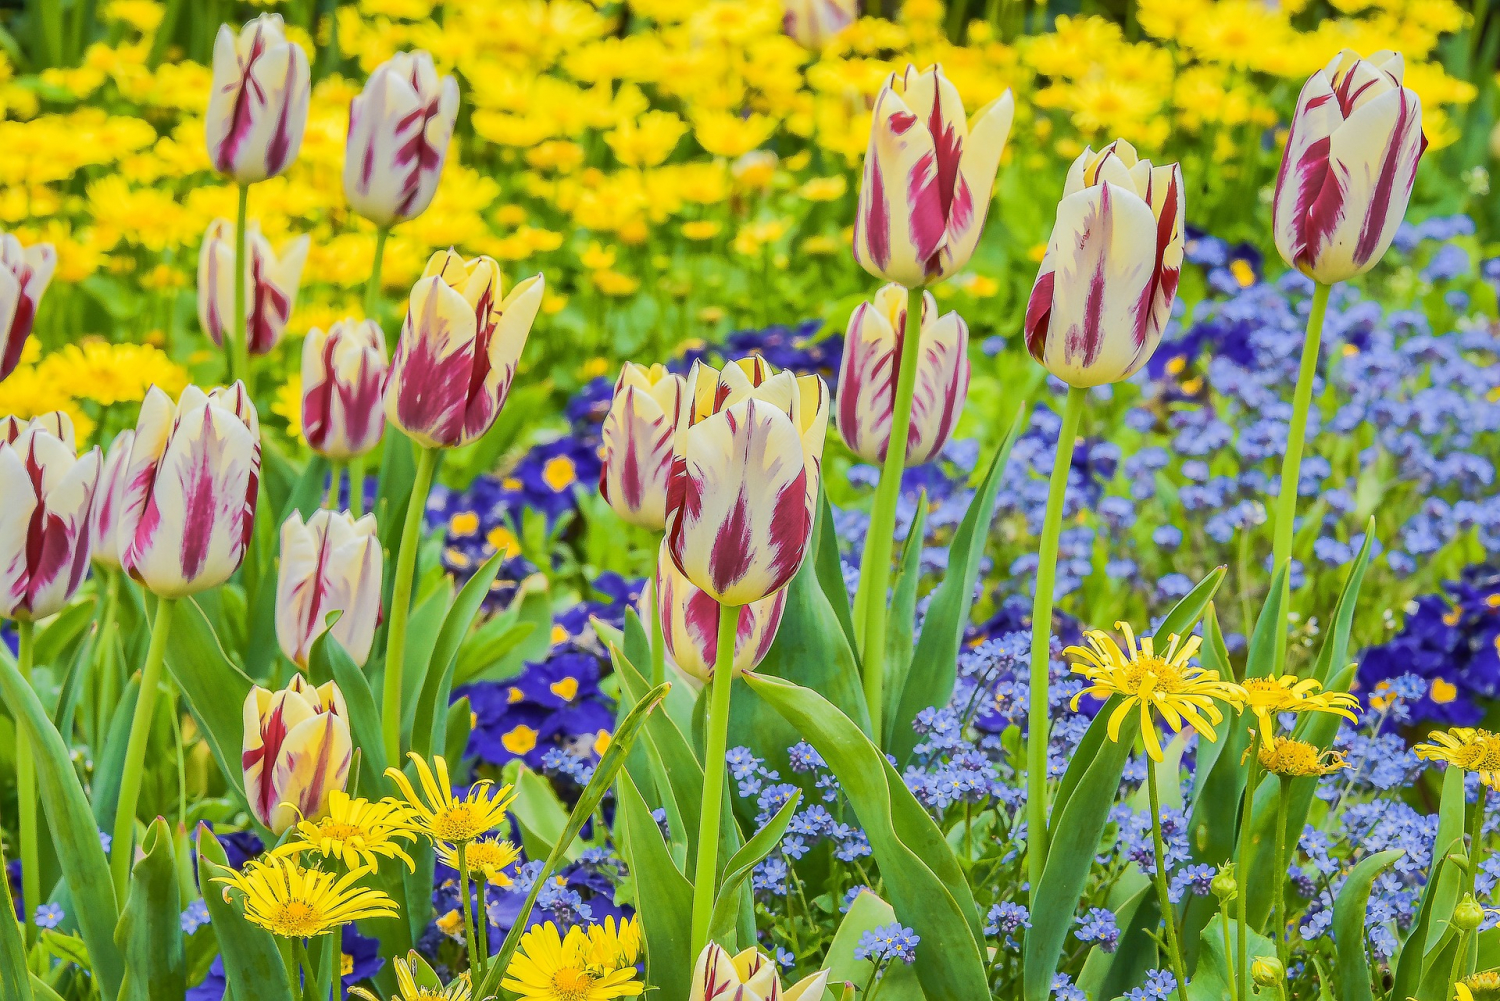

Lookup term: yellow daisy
[1238,674,1360,738]
[1255,734,1347,777]
[269,791,418,872]
[502,920,644,1001]
[435,837,521,886]
[350,951,471,1001]
[1456,970,1500,1001]
[1067,622,1245,761]
[585,916,641,970]
[1415,728,1500,788]
[212,857,397,939]
[386,753,515,844]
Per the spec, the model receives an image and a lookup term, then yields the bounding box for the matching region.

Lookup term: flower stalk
[1145,753,1190,1001]
[16,619,36,944]
[382,443,439,767]
[1236,729,1263,1001]
[365,226,388,327]
[110,597,177,902]
[232,182,250,387]
[690,601,740,956]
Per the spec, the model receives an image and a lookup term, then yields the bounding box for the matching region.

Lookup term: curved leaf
[411,549,506,758]
[707,790,800,945]
[116,818,185,1001]
[310,629,388,795]
[196,831,295,1001]
[161,597,254,805]
[0,842,31,1001]
[1334,849,1404,1001]
[616,770,694,1001]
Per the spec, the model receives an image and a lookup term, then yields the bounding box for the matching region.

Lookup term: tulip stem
[232,182,250,389]
[856,283,924,745]
[93,568,121,753]
[382,444,439,769]
[1269,280,1329,676]
[1026,383,1086,899]
[349,455,366,517]
[325,461,343,510]
[649,566,666,688]
[690,601,739,957]
[1146,754,1190,1001]
[110,597,176,903]
[365,226,389,328]
[15,619,37,945]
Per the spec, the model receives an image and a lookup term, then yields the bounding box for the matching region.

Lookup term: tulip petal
[853,80,945,287]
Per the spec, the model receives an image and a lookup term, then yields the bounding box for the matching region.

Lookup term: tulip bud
[301,319,388,459]
[1250,956,1285,989]
[1024,139,1185,388]
[781,0,856,49]
[89,430,134,571]
[0,232,56,381]
[689,943,831,1001]
[599,362,686,530]
[853,64,1015,287]
[646,540,786,686]
[276,510,383,668]
[0,416,101,620]
[205,14,310,185]
[197,219,309,356]
[1273,50,1425,285]
[117,382,261,598]
[344,51,460,228]
[665,357,828,606]
[837,283,969,466]
[385,250,545,449]
[242,675,351,833]
[1,410,71,444]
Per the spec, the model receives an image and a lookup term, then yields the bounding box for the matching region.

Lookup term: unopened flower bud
[1251,956,1284,988]
[1455,893,1485,931]
[1211,865,1238,902]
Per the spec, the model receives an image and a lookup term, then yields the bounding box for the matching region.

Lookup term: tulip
[116,382,261,598]
[689,943,830,1001]
[385,250,545,450]
[242,675,352,834]
[781,0,856,49]
[1273,49,1425,286]
[599,363,686,531]
[198,218,310,357]
[302,319,388,460]
[0,232,56,381]
[1,409,71,444]
[0,418,100,621]
[648,540,785,686]
[344,51,460,228]
[1023,140,1184,389]
[276,510,383,668]
[205,14,310,185]
[837,283,969,466]
[89,430,133,571]
[852,64,1015,288]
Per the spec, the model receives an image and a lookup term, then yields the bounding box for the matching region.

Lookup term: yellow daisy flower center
[269,900,324,938]
[549,969,597,1001]
[433,805,485,842]
[1119,654,1189,694]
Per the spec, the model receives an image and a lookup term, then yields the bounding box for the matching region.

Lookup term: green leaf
[1391,763,1465,1001]
[310,629,388,795]
[0,842,32,1001]
[474,683,670,1000]
[824,890,925,1001]
[1307,524,1375,686]
[0,641,124,1001]
[743,674,987,1001]
[882,497,927,739]
[411,549,507,759]
[815,485,859,655]
[1245,561,1290,681]
[511,766,578,864]
[1333,849,1404,1001]
[890,407,1024,762]
[1185,915,1276,1001]
[115,818,185,1001]
[161,597,255,805]
[196,831,295,1001]
[707,790,800,945]
[616,769,694,1001]
[1152,566,1226,647]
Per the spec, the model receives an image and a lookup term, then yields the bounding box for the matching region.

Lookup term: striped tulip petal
[781,0,856,48]
[0,419,102,620]
[197,219,309,356]
[344,50,460,228]
[242,676,351,834]
[600,363,685,530]
[649,540,786,685]
[276,510,383,668]
[302,318,388,459]
[205,14,310,185]
[89,430,134,571]
[0,232,55,381]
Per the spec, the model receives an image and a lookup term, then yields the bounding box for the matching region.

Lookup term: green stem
[1221,895,1239,1001]
[280,938,299,992]
[110,597,177,902]
[1270,280,1330,676]
[382,444,438,768]
[857,283,924,744]
[1449,927,1473,1001]
[1237,731,1262,1001]
[476,876,490,977]
[173,682,187,828]
[689,601,739,956]
[650,564,666,689]
[16,620,37,944]
[320,926,339,1001]
[93,569,120,752]
[325,461,343,510]
[1026,384,1087,897]
[1273,777,1291,970]
[458,841,478,980]
[1146,754,1190,1001]
[1467,793,1486,976]
[348,454,366,518]
[365,227,389,328]
[231,182,250,387]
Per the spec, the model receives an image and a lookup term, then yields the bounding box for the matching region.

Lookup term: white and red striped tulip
[665,357,828,606]
[1273,49,1426,285]
[276,510,382,668]
[689,943,831,1001]
[301,319,388,459]
[0,417,101,620]
[837,283,969,466]
[782,0,856,49]
[385,250,545,449]
[242,675,351,834]
[1024,140,1184,388]
[117,382,261,598]
[344,51,460,228]
[1,410,71,445]
[646,540,785,685]
[0,233,56,381]
[599,362,686,530]
[852,64,1015,288]
[89,430,134,571]
[198,219,310,356]
[205,14,310,185]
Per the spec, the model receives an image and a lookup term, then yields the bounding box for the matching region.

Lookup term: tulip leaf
[881,496,927,741]
[411,548,507,759]
[161,597,256,807]
[310,629,388,795]
[511,764,577,863]
[90,678,139,831]
[1334,849,1404,1001]
[114,818,186,1001]
[0,639,124,1001]
[616,769,694,1001]
[707,789,800,947]
[196,831,296,1001]
[814,485,859,655]
[0,842,32,1001]
[476,682,670,998]
[1151,565,1226,649]
[889,404,1024,763]
[1390,766,1465,1001]
[1308,520,1376,687]
[743,673,987,1001]
[375,433,419,555]
[822,889,924,1001]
